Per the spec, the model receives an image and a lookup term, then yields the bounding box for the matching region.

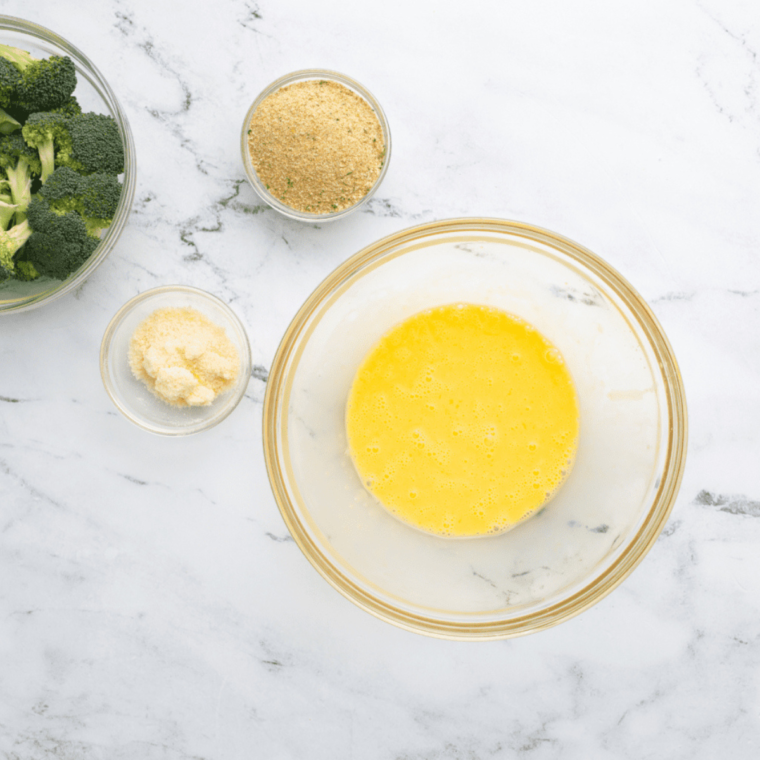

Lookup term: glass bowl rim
[100,285,253,437]
[240,68,392,223]
[0,14,137,315]
[262,217,689,640]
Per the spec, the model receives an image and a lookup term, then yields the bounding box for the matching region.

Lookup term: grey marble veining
[1,0,759,757]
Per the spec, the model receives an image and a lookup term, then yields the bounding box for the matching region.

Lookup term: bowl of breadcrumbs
[241,69,391,222]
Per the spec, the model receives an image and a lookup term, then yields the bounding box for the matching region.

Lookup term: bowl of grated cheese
[241,69,391,222]
[100,285,252,435]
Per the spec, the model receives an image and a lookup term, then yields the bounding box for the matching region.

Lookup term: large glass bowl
[0,15,136,314]
[263,219,688,639]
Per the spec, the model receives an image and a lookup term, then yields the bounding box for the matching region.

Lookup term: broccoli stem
[0,107,21,135]
[35,137,55,183]
[5,217,29,244]
[0,197,18,230]
[3,157,32,221]
[0,44,36,71]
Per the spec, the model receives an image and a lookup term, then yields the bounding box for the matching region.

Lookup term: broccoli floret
[20,196,98,280]
[0,56,21,109]
[23,111,124,180]
[59,112,124,175]
[50,95,82,117]
[40,166,122,233]
[0,44,76,113]
[0,132,41,220]
[0,217,31,280]
[0,246,12,280]
[22,58,74,109]
[14,259,39,280]
[21,111,71,183]
[0,46,121,283]
[37,165,81,212]
[76,172,122,232]
[0,132,41,173]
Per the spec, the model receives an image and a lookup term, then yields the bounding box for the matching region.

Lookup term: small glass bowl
[240,69,391,223]
[100,286,252,436]
[264,219,688,639]
[0,14,136,314]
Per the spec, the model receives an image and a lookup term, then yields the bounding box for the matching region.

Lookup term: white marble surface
[1,0,759,756]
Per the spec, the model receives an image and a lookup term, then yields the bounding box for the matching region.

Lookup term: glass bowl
[263,219,688,639]
[101,286,252,436]
[240,69,391,223]
[0,14,136,314]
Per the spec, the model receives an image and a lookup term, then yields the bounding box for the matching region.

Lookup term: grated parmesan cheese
[129,307,239,407]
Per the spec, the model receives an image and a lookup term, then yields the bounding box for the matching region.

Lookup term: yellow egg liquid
[346,304,579,537]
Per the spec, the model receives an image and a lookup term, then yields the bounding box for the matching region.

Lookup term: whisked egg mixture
[346,303,579,537]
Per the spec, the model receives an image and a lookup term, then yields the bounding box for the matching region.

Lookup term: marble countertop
[1,0,759,757]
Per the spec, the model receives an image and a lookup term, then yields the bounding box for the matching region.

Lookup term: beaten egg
[346,304,579,537]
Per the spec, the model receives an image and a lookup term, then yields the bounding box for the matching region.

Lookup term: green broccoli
[0,46,124,283]
[0,247,12,280]
[50,95,82,117]
[0,44,35,69]
[23,110,124,181]
[75,172,122,232]
[0,44,76,112]
[36,165,81,212]
[0,57,21,109]
[19,196,98,280]
[0,217,31,280]
[0,132,41,220]
[0,191,18,229]
[21,111,71,183]
[59,112,124,175]
[14,259,39,280]
[40,166,122,234]
[0,106,20,135]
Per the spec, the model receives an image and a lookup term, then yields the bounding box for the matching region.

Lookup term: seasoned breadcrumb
[247,79,385,214]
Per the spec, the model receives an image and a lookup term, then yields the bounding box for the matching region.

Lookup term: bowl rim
[240,68,391,223]
[100,285,253,436]
[263,217,689,640]
[0,13,136,314]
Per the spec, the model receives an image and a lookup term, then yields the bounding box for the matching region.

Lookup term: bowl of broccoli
[0,14,135,314]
